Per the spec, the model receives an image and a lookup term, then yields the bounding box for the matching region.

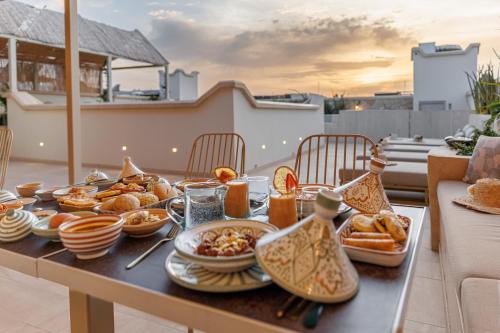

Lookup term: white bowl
[59,215,124,259]
[174,220,278,272]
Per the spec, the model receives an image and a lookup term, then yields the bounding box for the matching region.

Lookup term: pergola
[0,0,169,100]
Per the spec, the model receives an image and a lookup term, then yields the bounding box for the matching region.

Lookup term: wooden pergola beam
[64,0,82,184]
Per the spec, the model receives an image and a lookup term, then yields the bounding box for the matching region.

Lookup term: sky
[18,0,500,96]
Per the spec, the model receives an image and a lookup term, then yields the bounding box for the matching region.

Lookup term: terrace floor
[1,159,446,333]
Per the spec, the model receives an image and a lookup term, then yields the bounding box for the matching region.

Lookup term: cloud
[149,9,185,20]
[150,16,412,68]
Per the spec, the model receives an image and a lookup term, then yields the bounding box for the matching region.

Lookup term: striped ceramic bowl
[0,209,38,242]
[59,215,124,260]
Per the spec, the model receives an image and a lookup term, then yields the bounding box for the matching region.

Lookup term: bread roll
[153,182,175,200]
[114,194,140,212]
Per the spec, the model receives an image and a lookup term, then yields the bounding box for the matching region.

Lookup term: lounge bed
[428,146,500,333]
[383,144,434,153]
[384,137,446,146]
[356,151,427,163]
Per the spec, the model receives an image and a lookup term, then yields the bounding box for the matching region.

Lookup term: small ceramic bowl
[59,214,124,259]
[6,197,37,210]
[59,202,99,212]
[16,182,43,197]
[32,211,96,242]
[35,187,62,201]
[33,210,58,220]
[175,220,278,273]
[120,208,169,238]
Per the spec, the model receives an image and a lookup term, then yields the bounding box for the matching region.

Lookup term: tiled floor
[1,159,447,332]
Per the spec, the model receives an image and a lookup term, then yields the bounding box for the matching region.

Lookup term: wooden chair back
[185,133,245,179]
[0,127,13,189]
[294,134,377,186]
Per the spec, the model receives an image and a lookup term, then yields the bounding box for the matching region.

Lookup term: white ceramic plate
[174,220,278,273]
[337,213,413,267]
[53,185,98,199]
[165,251,272,292]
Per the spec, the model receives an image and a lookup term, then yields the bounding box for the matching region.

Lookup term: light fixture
[299,137,303,141]
[121,145,127,151]
[261,144,266,150]
[172,147,178,153]
[282,140,287,145]
[39,142,44,147]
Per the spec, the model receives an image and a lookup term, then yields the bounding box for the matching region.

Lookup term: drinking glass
[298,185,329,219]
[166,182,227,230]
[248,176,270,206]
[224,176,250,218]
[268,189,298,229]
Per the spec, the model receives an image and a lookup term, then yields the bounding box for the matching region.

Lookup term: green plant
[466,63,499,114]
[452,109,499,155]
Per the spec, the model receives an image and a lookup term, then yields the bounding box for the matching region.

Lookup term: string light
[282,140,287,145]
[299,137,303,141]
[261,144,266,150]
[172,147,178,153]
[121,145,127,151]
[39,142,44,147]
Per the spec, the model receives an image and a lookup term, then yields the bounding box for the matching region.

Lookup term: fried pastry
[384,216,407,242]
[351,214,376,232]
[344,238,395,251]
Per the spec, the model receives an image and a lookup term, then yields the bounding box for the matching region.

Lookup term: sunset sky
[20,0,500,97]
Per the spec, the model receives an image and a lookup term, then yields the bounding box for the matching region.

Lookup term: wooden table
[0,201,63,276]
[34,205,425,333]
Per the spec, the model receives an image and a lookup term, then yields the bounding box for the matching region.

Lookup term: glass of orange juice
[268,189,298,229]
[224,176,250,218]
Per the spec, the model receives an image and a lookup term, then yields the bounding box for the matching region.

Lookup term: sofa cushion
[463,135,500,183]
[438,180,500,286]
[461,278,500,333]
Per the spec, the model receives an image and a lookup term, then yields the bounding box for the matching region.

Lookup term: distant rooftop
[411,42,480,59]
[0,0,168,65]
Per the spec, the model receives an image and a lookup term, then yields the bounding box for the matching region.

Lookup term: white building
[412,42,480,111]
[159,69,199,101]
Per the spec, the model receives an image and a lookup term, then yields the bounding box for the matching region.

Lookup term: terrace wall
[325,109,471,142]
[5,81,323,176]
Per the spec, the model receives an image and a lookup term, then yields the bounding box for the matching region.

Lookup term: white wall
[412,43,479,111]
[233,92,323,169]
[7,81,322,175]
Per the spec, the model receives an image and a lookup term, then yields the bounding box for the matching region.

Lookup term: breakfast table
[6,202,425,333]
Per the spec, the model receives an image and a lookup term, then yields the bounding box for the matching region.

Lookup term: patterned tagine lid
[334,157,392,214]
[256,190,359,303]
[118,156,144,180]
[0,209,37,242]
[0,190,17,204]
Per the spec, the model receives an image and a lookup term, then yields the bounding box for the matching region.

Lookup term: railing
[325,109,472,141]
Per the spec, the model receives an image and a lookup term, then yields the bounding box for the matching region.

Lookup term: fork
[125,224,180,270]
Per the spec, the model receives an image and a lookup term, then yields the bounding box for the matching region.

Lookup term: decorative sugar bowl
[0,209,38,242]
[0,190,18,204]
[256,190,359,303]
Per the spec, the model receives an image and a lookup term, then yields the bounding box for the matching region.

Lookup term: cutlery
[276,295,299,318]
[126,224,180,270]
[288,298,310,320]
[303,303,324,329]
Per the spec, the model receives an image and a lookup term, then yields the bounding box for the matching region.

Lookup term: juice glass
[268,190,298,229]
[224,177,250,218]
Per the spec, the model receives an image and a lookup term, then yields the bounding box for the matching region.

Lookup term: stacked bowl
[59,215,124,259]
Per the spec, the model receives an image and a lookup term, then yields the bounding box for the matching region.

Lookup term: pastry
[138,193,159,206]
[114,194,140,212]
[351,214,376,232]
[100,198,116,211]
[343,238,395,251]
[152,182,175,200]
[95,190,121,200]
[384,216,407,242]
[468,178,500,208]
[350,232,392,240]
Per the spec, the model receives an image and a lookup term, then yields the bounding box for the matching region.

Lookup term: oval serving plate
[337,213,413,267]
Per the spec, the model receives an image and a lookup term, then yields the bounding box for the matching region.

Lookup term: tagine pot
[255,190,359,303]
[118,156,144,180]
[334,157,392,214]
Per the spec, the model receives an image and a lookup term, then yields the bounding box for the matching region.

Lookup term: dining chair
[0,127,13,190]
[185,133,246,179]
[293,134,377,186]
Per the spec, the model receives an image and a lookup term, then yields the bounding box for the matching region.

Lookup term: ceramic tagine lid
[0,190,17,204]
[255,190,359,303]
[85,169,109,183]
[0,209,37,243]
[334,157,392,214]
[118,156,144,180]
